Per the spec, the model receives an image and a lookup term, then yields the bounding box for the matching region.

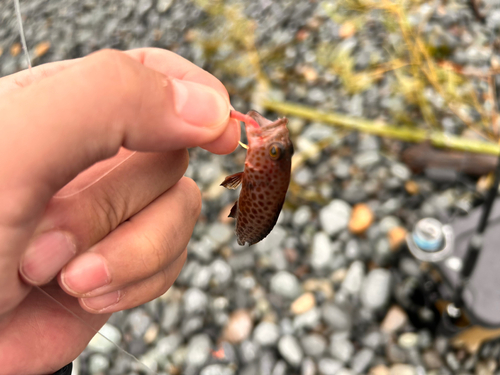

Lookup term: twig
[263,99,500,156]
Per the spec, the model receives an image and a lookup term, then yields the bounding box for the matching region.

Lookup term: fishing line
[34,286,158,375]
[12,1,160,373]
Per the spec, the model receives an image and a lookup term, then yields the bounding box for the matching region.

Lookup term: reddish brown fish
[221,110,294,246]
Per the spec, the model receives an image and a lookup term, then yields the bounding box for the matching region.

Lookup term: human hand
[0,48,240,374]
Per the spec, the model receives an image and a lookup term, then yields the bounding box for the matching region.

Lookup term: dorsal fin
[228,201,238,218]
[220,172,243,190]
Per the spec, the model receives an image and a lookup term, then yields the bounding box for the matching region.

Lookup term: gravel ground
[3,0,500,374]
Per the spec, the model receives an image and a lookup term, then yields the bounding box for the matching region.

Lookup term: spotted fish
[221,110,294,246]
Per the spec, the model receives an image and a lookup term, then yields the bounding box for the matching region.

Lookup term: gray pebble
[322,303,352,331]
[87,324,122,354]
[319,200,352,236]
[186,334,212,368]
[254,321,281,347]
[183,288,208,315]
[351,348,374,373]
[361,269,392,310]
[270,271,301,299]
[88,353,110,374]
[318,358,343,375]
[278,335,303,367]
[301,333,327,358]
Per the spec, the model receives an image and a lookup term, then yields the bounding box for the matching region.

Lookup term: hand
[0,48,240,374]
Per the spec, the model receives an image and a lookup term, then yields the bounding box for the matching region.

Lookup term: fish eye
[269,143,283,160]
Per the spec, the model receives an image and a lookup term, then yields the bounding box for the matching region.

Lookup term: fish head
[244,111,294,170]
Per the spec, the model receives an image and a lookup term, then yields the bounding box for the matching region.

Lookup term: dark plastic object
[437,198,500,328]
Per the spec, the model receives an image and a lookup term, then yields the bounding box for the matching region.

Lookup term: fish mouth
[247,110,288,132]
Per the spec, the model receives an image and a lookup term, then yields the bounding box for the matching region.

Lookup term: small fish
[221,110,294,246]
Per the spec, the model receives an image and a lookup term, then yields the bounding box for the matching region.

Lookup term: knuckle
[92,187,128,233]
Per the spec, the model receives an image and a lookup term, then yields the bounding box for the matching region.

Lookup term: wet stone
[223,309,253,344]
[399,332,419,349]
[127,309,152,338]
[391,163,411,181]
[301,333,327,358]
[320,200,352,236]
[240,340,260,363]
[200,364,236,375]
[190,265,212,290]
[270,271,301,299]
[161,301,181,332]
[88,353,110,374]
[254,321,280,347]
[389,364,417,375]
[301,357,317,375]
[318,358,343,375]
[210,258,232,287]
[293,205,313,228]
[207,223,233,245]
[87,324,122,354]
[183,288,208,315]
[354,151,381,169]
[322,303,352,331]
[361,269,392,311]
[341,260,365,295]
[186,334,212,368]
[330,334,354,363]
[278,335,303,367]
[293,307,321,330]
[181,315,204,337]
[334,159,352,179]
[311,232,334,272]
[381,306,408,333]
[351,348,374,374]
[155,333,182,357]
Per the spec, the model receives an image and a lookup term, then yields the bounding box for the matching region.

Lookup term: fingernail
[81,290,122,312]
[61,252,110,295]
[170,78,229,127]
[21,231,77,284]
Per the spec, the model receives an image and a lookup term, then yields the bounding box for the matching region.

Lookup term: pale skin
[0,48,240,374]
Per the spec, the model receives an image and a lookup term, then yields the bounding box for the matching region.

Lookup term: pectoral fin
[221,172,243,190]
[228,201,238,218]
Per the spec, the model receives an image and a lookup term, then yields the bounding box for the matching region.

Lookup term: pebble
[369,365,390,375]
[320,200,352,236]
[330,334,354,363]
[301,334,328,358]
[88,353,110,374]
[278,335,303,367]
[388,226,408,251]
[422,349,443,369]
[354,151,381,169]
[381,306,408,333]
[183,288,208,315]
[318,358,343,375]
[351,348,375,373]
[200,364,236,375]
[301,357,317,375]
[156,0,173,13]
[361,269,392,311]
[127,309,152,338]
[322,303,352,331]
[186,334,212,368]
[161,301,181,332]
[254,321,281,347]
[155,333,182,357]
[87,324,122,354]
[311,232,335,272]
[207,222,233,245]
[293,205,313,228]
[293,307,321,330]
[341,260,365,295]
[391,163,411,181]
[291,292,316,315]
[223,310,253,344]
[211,258,233,287]
[270,271,301,299]
[399,332,419,349]
[349,203,374,234]
[389,364,417,375]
